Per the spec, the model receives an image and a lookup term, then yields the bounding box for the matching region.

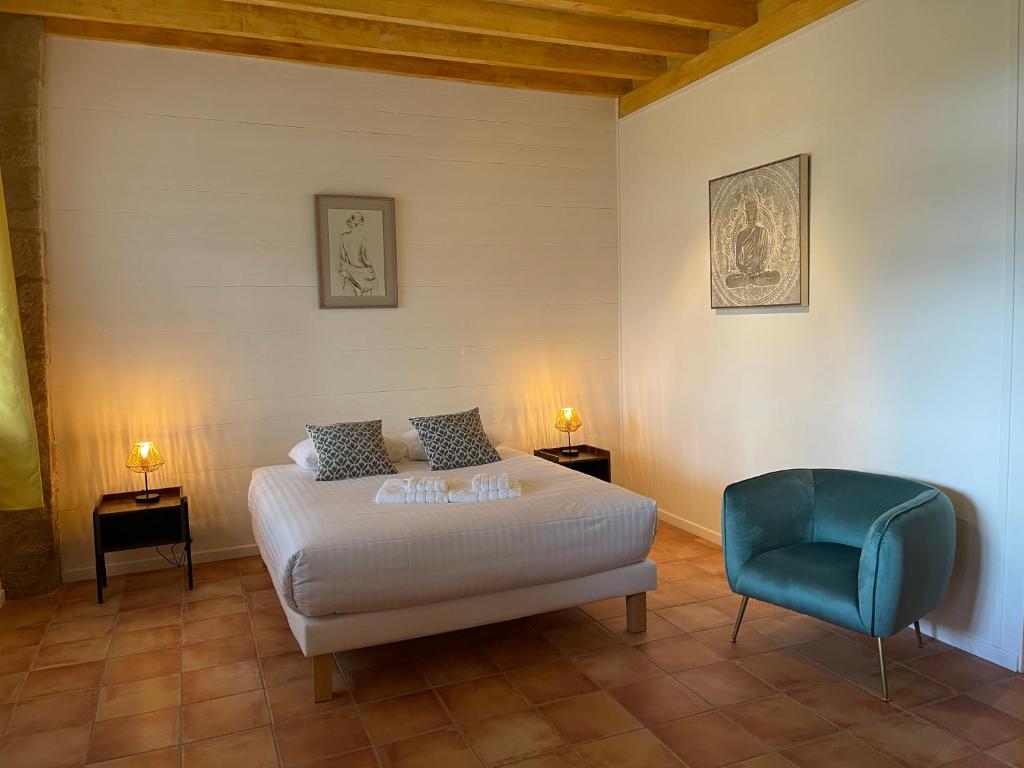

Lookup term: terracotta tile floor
[0,523,1021,767]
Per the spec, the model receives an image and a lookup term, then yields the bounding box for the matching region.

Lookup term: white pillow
[401,428,503,462]
[288,435,408,472]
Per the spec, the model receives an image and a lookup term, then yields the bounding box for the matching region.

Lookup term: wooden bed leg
[312,654,333,703]
[626,592,647,633]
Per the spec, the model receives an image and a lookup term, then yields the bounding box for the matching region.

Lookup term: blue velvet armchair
[722,469,956,701]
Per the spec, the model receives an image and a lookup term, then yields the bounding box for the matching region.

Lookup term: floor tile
[601,613,684,645]
[182,688,271,742]
[378,727,478,768]
[182,727,278,768]
[185,578,243,602]
[575,728,682,768]
[484,632,563,670]
[528,608,591,631]
[34,636,110,668]
[506,660,598,704]
[53,597,120,623]
[943,753,1019,768]
[361,689,450,744]
[793,635,882,675]
[104,648,180,686]
[644,584,699,611]
[348,661,429,703]
[183,595,248,623]
[0,624,46,652]
[88,707,181,763]
[636,635,725,673]
[726,694,837,749]
[972,677,1024,720]
[463,708,564,766]
[852,713,975,767]
[120,587,183,613]
[41,615,115,646]
[437,674,530,723]
[20,659,105,698]
[97,674,180,721]
[508,751,586,768]
[609,675,709,726]
[267,676,352,721]
[193,561,242,584]
[540,691,640,744]
[262,651,314,686]
[746,615,833,647]
[0,646,36,674]
[580,598,626,621]
[87,745,181,767]
[656,602,734,633]
[108,626,180,657]
[782,732,900,767]
[732,755,798,768]
[184,658,263,704]
[6,688,99,737]
[673,575,733,600]
[674,661,774,707]
[182,633,256,672]
[543,623,620,657]
[738,649,837,692]
[255,628,301,657]
[989,736,1024,766]
[790,680,896,728]
[844,664,955,708]
[274,708,370,767]
[183,613,251,646]
[414,648,498,686]
[574,647,664,689]
[124,570,183,593]
[0,669,25,703]
[0,723,91,768]
[907,650,1014,692]
[916,694,1024,749]
[115,605,181,634]
[652,710,768,768]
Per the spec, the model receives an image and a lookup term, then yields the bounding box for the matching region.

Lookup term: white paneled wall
[44,38,619,580]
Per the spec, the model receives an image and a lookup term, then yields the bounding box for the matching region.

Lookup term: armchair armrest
[857,489,956,637]
[722,469,815,591]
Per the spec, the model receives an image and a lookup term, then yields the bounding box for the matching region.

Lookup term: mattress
[248,448,657,617]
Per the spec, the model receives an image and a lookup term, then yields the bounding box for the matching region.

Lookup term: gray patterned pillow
[408,407,500,471]
[305,420,397,481]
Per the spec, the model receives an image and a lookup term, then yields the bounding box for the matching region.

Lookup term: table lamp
[126,441,165,503]
[554,407,582,456]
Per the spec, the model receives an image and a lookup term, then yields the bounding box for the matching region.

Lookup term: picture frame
[315,194,398,309]
[708,154,809,309]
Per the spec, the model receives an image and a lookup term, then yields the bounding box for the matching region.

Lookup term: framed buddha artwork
[709,155,809,308]
[315,194,398,308]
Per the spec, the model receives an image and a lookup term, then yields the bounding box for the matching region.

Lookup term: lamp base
[135,492,161,504]
[560,447,580,457]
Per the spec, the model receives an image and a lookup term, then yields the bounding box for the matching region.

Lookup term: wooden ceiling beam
[0,0,669,80]
[220,0,707,58]
[619,0,857,116]
[45,18,633,96]
[496,0,758,33]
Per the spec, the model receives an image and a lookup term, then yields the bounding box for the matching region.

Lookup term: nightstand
[93,486,194,603]
[534,445,611,482]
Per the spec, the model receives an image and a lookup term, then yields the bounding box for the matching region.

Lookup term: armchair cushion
[735,542,866,634]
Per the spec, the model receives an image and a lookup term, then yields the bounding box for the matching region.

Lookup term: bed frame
[271,559,657,702]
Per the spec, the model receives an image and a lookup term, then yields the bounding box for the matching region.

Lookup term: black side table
[93,486,194,602]
[534,445,611,482]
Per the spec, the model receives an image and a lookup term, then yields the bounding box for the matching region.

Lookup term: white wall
[618,0,1023,668]
[43,39,620,580]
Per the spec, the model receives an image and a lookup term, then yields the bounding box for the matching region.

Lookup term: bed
[248,447,658,701]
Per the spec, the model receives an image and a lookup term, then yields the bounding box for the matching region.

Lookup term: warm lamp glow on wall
[554,407,582,456]
[126,441,165,503]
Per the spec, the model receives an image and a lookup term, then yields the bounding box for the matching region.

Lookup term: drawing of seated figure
[337,212,379,296]
[725,198,781,288]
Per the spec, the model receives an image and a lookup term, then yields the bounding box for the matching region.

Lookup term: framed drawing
[709,154,809,308]
[315,195,398,308]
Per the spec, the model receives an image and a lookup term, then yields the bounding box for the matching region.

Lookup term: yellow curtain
[0,166,43,511]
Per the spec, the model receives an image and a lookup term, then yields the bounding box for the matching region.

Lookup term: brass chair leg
[913,620,924,648]
[731,595,749,643]
[877,637,890,702]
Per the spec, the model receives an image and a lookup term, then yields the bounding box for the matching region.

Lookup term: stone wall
[0,12,60,596]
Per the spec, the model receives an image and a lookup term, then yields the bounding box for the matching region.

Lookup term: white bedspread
[248,448,657,617]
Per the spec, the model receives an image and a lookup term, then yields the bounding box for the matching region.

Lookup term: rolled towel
[471,473,512,493]
[404,476,448,493]
[449,479,522,503]
[375,478,449,504]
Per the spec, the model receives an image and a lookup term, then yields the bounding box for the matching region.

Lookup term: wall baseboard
[62,543,260,583]
[657,508,722,545]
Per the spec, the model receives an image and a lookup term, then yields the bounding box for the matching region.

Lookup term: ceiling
[0,0,856,116]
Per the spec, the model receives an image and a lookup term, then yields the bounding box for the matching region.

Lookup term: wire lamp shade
[554,407,582,433]
[554,408,582,456]
[126,441,165,503]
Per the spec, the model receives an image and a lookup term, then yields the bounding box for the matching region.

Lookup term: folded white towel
[403,476,449,493]
[449,477,522,503]
[375,478,449,504]
[471,472,512,493]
